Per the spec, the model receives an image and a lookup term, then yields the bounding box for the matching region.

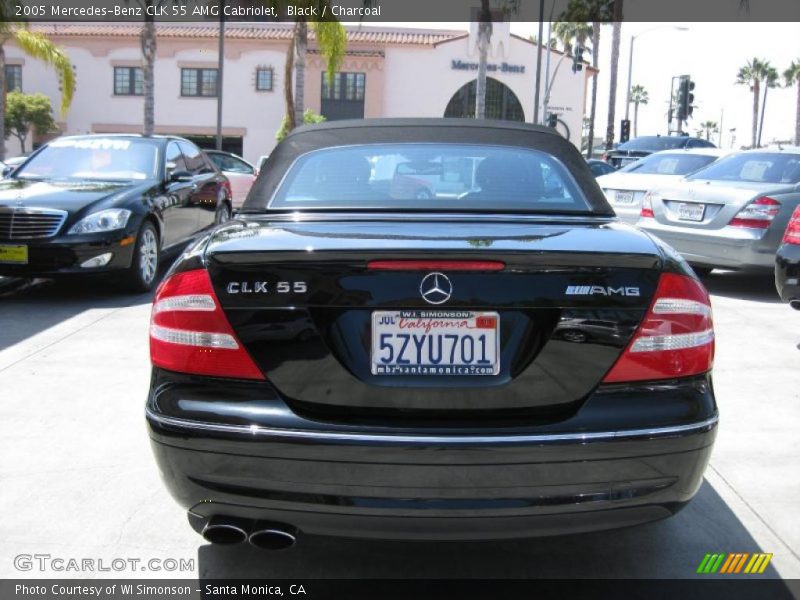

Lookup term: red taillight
[603,272,714,383]
[367,260,505,271]
[782,205,800,245]
[729,196,780,229]
[149,269,264,380]
[640,192,655,218]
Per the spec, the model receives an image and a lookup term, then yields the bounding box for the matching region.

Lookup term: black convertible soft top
[242,118,613,215]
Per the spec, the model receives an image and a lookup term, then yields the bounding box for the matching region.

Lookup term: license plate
[371,310,500,376]
[677,202,705,222]
[0,244,28,264]
[614,190,635,205]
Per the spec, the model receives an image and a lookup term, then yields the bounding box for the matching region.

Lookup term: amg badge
[565,285,640,297]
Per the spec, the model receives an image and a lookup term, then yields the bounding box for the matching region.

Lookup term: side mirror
[169,170,193,183]
[2,166,13,178]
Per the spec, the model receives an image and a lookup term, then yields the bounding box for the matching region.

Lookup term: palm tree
[628,84,648,137]
[473,1,519,120]
[757,66,778,147]
[699,120,718,142]
[0,24,75,161]
[475,0,492,119]
[557,0,614,157]
[784,59,800,145]
[284,6,346,131]
[736,57,771,148]
[552,21,592,56]
[605,18,622,150]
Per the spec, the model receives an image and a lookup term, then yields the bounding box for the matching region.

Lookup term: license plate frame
[0,244,28,264]
[371,310,500,376]
[677,202,706,222]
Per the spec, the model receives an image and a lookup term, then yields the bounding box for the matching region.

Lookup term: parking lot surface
[0,270,798,580]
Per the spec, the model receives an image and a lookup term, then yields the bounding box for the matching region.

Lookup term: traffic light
[572,46,585,73]
[547,113,558,128]
[620,119,631,143]
[676,76,695,121]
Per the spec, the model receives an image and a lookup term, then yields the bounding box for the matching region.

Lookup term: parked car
[775,204,800,309]
[603,135,716,169]
[638,147,800,273]
[146,119,717,547]
[205,150,258,211]
[586,158,616,177]
[597,148,726,224]
[0,134,232,291]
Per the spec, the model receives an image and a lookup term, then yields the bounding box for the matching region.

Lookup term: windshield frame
[267,142,594,215]
[13,137,162,182]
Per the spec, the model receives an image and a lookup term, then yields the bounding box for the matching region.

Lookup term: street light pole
[624,26,688,124]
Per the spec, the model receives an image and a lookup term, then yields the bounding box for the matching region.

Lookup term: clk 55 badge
[227,281,308,294]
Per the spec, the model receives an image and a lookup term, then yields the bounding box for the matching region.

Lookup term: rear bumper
[638,220,774,270]
[146,371,717,540]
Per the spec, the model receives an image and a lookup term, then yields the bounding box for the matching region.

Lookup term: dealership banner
[2,579,800,599]
[1,0,799,23]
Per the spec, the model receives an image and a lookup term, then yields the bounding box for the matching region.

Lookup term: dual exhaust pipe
[202,516,297,550]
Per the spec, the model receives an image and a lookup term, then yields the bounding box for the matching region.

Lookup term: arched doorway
[444,77,525,121]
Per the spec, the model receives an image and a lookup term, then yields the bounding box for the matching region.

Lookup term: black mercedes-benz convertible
[146,119,717,548]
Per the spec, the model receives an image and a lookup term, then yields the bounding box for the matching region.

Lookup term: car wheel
[215,200,231,225]
[123,221,159,293]
[416,189,432,200]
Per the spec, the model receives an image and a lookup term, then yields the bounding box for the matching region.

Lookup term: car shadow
[700,270,781,304]
[195,481,783,579]
[0,263,172,353]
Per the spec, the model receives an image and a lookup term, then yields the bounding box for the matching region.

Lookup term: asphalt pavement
[0,270,798,580]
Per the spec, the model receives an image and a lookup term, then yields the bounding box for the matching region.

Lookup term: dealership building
[6,22,594,163]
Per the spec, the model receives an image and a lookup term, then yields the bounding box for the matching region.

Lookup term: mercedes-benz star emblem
[420,272,453,305]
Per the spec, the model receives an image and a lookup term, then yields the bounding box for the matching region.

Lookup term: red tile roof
[32,23,463,46]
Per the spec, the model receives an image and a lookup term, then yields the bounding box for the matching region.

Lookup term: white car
[205,150,258,211]
[597,148,726,224]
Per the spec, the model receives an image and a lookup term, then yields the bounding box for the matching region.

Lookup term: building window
[321,72,365,120]
[181,68,218,97]
[255,68,273,91]
[5,65,22,92]
[113,67,143,96]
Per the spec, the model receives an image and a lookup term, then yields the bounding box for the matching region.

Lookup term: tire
[215,199,232,225]
[123,221,160,293]
[416,188,432,200]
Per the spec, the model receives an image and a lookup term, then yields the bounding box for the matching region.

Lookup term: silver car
[597,148,725,224]
[638,147,800,272]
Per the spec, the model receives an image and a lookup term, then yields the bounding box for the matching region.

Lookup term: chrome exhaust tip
[248,522,298,550]
[201,516,249,545]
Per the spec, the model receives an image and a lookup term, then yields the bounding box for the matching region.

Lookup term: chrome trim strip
[145,408,718,445]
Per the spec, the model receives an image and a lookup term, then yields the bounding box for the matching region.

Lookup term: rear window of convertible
[269,144,591,213]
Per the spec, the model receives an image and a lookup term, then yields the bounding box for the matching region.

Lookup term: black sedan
[603,135,716,168]
[775,205,800,309]
[146,119,717,548]
[0,135,232,291]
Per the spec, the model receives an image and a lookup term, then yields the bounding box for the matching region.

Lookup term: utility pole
[215,12,225,151]
[533,3,544,125]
